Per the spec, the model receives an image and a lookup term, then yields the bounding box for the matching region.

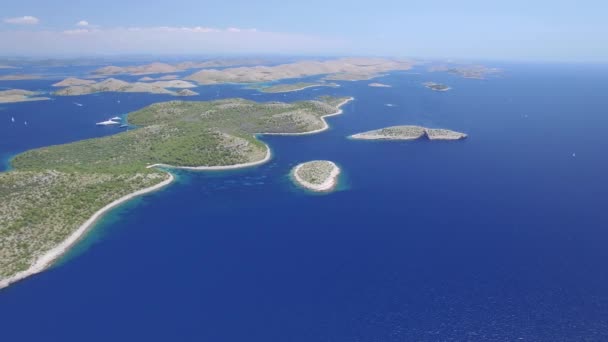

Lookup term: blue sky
[1,0,606,61]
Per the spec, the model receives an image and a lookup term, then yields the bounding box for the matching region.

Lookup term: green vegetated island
[0,89,50,104]
[0,95,353,289]
[350,125,467,140]
[292,160,340,192]
[52,78,200,96]
[252,82,339,93]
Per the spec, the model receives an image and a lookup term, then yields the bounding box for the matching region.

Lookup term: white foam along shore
[292,161,340,192]
[0,172,175,290]
[0,97,354,290]
[260,97,354,136]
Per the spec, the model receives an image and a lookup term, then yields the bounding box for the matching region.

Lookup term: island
[93,59,272,76]
[186,58,414,84]
[292,160,340,192]
[429,64,501,79]
[254,82,339,93]
[138,75,180,82]
[93,62,181,76]
[350,125,467,141]
[368,83,392,88]
[176,89,199,96]
[0,89,50,104]
[423,82,451,92]
[0,74,43,81]
[53,78,198,96]
[0,95,353,289]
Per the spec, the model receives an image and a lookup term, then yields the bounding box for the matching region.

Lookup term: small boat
[119,124,129,128]
[96,119,120,126]
[110,116,121,121]
[11,117,15,122]
[117,100,121,103]
[73,102,83,107]
[24,121,27,126]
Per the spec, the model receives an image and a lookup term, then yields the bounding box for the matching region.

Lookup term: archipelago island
[0,89,50,104]
[423,82,451,92]
[292,160,341,192]
[253,82,339,93]
[0,96,353,289]
[350,125,467,140]
[53,78,198,96]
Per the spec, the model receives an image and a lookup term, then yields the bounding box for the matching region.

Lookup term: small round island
[292,160,340,192]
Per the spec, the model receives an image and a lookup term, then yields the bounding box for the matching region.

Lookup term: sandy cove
[292,162,341,192]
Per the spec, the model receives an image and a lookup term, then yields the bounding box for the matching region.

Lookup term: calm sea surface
[1,64,608,341]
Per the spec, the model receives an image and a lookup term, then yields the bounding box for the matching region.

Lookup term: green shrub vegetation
[0,96,349,280]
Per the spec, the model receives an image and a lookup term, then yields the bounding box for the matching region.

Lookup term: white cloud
[76,20,89,27]
[4,16,39,25]
[0,26,347,55]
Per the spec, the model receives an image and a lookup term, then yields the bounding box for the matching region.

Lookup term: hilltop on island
[52,77,96,87]
[0,96,353,289]
[53,78,198,96]
[253,82,339,93]
[186,58,414,84]
[0,89,50,104]
[350,125,467,140]
[423,82,451,92]
[292,160,340,192]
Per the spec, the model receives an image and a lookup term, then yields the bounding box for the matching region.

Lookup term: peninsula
[0,89,50,104]
[423,82,451,92]
[254,82,339,93]
[53,78,198,96]
[292,160,340,192]
[350,125,467,140]
[0,95,353,289]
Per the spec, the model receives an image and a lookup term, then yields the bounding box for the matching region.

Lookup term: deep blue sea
[1,63,608,341]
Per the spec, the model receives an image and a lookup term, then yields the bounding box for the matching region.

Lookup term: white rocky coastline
[350,125,467,141]
[292,160,340,192]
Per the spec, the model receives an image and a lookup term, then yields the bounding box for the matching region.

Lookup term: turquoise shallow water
[1,63,608,341]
